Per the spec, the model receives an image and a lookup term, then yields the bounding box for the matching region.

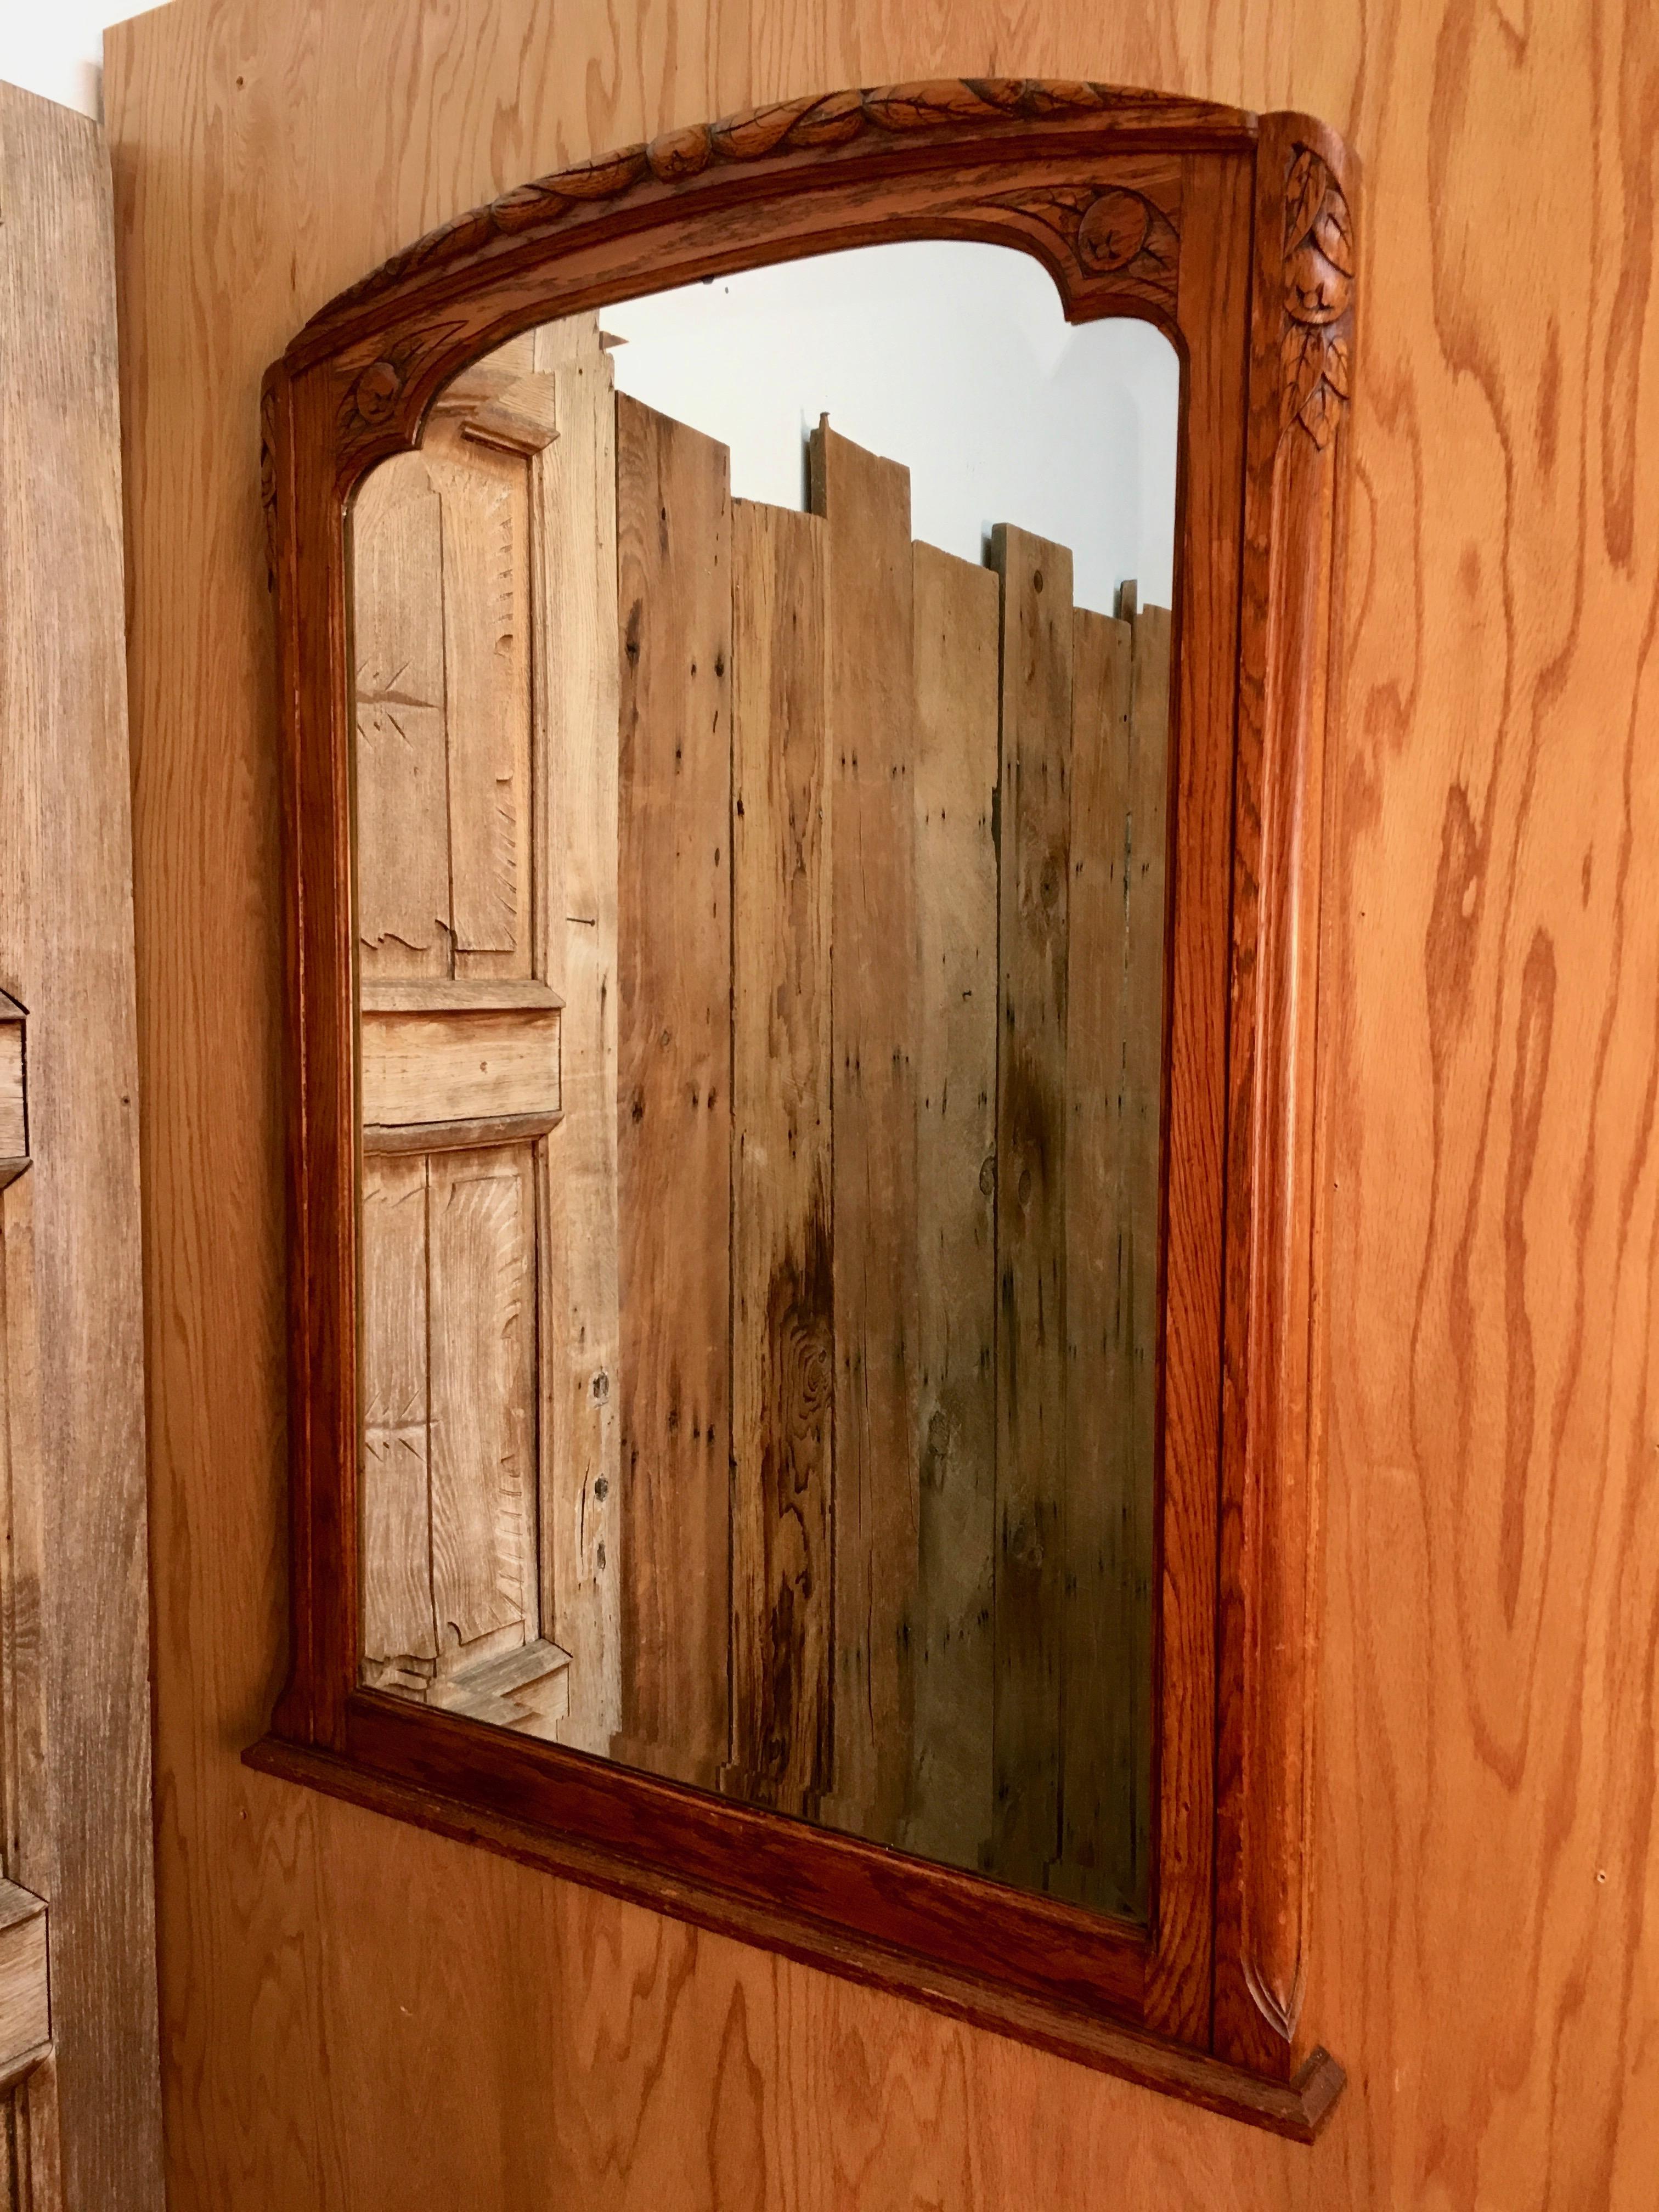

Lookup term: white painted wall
[0,3,160,119]
[605,242,1178,614]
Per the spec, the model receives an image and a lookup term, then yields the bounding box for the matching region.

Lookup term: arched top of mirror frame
[263,77,1353,503]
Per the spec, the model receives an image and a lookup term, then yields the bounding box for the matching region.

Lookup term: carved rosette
[1280,147,1352,449]
[336,321,472,442]
[990,183,1178,307]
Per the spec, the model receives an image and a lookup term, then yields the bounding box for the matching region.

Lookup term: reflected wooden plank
[990,523,1073,1891]
[614,395,733,1785]
[906,541,1000,1873]
[362,1155,436,1669]
[533,314,623,1757]
[810,422,920,1842]
[728,499,834,1814]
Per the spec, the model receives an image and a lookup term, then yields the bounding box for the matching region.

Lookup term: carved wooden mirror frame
[249,78,1356,2137]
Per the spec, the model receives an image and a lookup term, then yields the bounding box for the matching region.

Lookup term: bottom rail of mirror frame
[244,1700,1344,2140]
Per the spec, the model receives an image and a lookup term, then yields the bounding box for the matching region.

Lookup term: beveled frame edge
[250,76,1355,2130]
[1214,110,1358,2079]
[244,1731,1345,2142]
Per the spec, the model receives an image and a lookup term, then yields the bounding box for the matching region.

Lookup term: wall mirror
[252,78,1356,2138]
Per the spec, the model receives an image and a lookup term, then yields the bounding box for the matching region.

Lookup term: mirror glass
[350,241,1177,1923]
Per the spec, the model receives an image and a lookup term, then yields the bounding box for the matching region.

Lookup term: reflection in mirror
[351,242,1177,1924]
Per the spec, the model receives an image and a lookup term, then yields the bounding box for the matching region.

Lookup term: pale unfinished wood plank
[428,1147,539,1654]
[361,980,561,1016]
[1116,599,1170,1910]
[429,438,531,964]
[727,498,834,1814]
[614,393,732,1785]
[1054,602,1141,1915]
[905,542,1001,1874]
[532,314,622,1757]
[360,1155,436,1668]
[0,77,158,2206]
[426,1635,571,1739]
[990,523,1073,1891]
[360,1006,561,1129]
[809,422,919,1842]
[352,457,452,978]
[0,1009,22,1163]
[0,1888,49,2073]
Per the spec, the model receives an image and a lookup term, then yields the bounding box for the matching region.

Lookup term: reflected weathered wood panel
[991,524,1075,1891]
[810,423,922,1844]
[907,543,1001,1875]
[614,395,733,1786]
[729,500,834,1814]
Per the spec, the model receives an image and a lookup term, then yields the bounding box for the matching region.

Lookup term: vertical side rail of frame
[267,359,362,1752]
[1212,112,1356,2081]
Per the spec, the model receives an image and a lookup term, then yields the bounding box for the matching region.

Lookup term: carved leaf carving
[308,80,1215,343]
[1279,145,1355,450]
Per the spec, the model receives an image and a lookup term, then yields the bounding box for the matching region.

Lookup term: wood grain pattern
[614,394,732,1785]
[109,0,1659,2204]
[0,1892,49,2073]
[0,1019,22,1164]
[1056,602,1143,1916]
[533,314,623,1758]
[907,543,1000,1875]
[360,1156,436,1670]
[991,524,1074,1891]
[728,500,834,1813]
[810,424,921,1844]
[427,1148,539,1655]
[0,77,163,2211]
[360,1005,561,1128]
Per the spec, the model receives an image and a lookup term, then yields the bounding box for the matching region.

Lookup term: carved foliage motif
[310,80,1205,344]
[991,183,1178,304]
[1280,146,1353,450]
[339,323,471,439]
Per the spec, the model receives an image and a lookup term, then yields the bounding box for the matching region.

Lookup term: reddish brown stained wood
[907,543,1000,1876]
[1133,144,1254,2049]
[1212,111,1353,2083]
[614,394,733,1787]
[728,499,834,1814]
[810,423,921,1846]
[990,524,1074,1892]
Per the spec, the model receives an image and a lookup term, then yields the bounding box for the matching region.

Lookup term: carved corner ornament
[1280,146,1353,449]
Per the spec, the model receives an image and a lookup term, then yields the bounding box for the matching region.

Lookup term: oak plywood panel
[729,500,834,1813]
[614,394,733,1785]
[810,424,921,1846]
[107,2,1659,2209]
[907,543,1000,1876]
